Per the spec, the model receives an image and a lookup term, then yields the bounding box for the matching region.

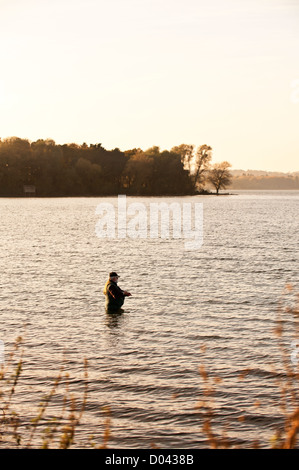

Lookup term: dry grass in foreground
[0,341,110,449]
[1,287,299,448]
[197,285,299,448]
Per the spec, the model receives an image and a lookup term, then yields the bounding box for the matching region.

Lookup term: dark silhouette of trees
[121,146,193,195]
[0,137,32,196]
[122,150,154,194]
[0,137,232,196]
[192,145,212,191]
[171,144,212,192]
[171,144,194,173]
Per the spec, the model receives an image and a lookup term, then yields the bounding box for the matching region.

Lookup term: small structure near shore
[23,185,36,197]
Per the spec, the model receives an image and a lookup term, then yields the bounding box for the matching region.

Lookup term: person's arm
[123,290,132,297]
[108,284,124,299]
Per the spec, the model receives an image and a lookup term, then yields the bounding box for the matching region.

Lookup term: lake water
[0,190,299,448]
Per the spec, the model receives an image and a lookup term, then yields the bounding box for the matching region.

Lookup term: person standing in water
[103,272,132,312]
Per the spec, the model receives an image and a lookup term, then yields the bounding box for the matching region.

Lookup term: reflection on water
[105,311,124,330]
[0,191,298,448]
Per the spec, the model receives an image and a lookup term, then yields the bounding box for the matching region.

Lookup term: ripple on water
[0,192,298,448]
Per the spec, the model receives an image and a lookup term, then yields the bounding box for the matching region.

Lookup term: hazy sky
[1,0,298,171]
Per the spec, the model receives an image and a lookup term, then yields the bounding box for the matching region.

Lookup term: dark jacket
[103,280,125,312]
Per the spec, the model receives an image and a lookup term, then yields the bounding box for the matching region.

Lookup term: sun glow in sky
[1,0,298,171]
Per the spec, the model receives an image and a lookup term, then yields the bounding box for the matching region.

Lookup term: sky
[0,0,299,171]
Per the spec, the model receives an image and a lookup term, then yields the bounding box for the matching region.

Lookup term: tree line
[0,138,232,196]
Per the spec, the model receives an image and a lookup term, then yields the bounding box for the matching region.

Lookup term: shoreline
[2,189,299,198]
[0,192,236,198]
[2,189,295,197]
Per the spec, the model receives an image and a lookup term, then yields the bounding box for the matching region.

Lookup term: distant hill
[229,170,299,190]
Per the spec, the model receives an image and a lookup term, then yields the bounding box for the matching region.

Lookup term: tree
[171,144,212,192]
[171,144,194,173]
[0,137,32,195]
[75,157,102,195]
[123,151,154,194]
[151,150,192,195]
[192,145,212,191]
[207,161,232,194]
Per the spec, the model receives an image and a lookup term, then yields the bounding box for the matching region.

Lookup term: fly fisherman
[103,272,132,312]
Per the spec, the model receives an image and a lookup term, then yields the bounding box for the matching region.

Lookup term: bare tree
[207,161,232,194]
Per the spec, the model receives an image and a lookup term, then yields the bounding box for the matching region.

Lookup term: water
[0,191,298,448]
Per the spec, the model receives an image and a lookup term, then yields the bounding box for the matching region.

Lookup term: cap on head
[109,272,119,278]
